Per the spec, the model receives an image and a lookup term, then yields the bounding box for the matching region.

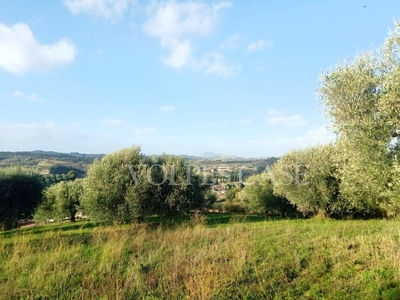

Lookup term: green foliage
[271,144,346,217]
[0,167,44,230]
[35,179,83,222]
[240,173,295,215]
[222,201,246,213]
[318,21,400,216]
[81,146,144,224]
[224,184,241,202]
[58,180,83,222]
[49,165,85,178]
[67,170,76,180]
[82,147,212,224]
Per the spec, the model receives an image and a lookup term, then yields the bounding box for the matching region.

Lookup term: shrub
[0,167,44,230]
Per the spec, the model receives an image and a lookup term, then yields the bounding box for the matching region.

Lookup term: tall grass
[1,218,400,299]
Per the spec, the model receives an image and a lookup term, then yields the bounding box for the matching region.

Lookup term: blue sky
[0,0,399,157]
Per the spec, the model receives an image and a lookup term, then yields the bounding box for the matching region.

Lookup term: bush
[240,173,296,216]
[222,202,246,214]
[0,167,44,230]
[35,179,83,223]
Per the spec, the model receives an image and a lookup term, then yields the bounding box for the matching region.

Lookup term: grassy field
[1,215,400,299]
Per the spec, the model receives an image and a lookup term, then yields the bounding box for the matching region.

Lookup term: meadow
[1,215,400,299]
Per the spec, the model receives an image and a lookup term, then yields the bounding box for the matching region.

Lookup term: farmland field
[1,215,400,299]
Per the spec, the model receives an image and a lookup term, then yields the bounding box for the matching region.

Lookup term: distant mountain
[198,151,224,158]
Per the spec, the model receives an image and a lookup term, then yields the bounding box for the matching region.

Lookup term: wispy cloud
[246,39,272,53]
[143,0,238,78]
[12,90,43,102]
[0,122,90,152]
[266,127,336,148]
[0,22,76,75]
[266,110,308,127]
[218,34,241,50]
[198,52,240,78]
[134,127,157,134]
[101,119,127,126]
[241,118,252,124]
[159,105,175,112]
[64,0,134,21]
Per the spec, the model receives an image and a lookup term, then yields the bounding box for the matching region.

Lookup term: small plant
[222,201,246,213]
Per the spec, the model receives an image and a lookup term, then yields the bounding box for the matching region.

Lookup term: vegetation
[0,150,103,178]
[82,147,213,224]
[318,21,400,216]
[35,179,83,223]
[239,173,296,215]
[0,167,44,230]
[270,144,346,217]
[1,217,400,299]
[4,19,400,300]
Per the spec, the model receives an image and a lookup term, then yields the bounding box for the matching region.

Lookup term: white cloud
[241,118,252,124]
[134,127,157,134]
[64,0,134,20]
[28,93,42,102]
[302,127,336,144]
[218,34,241,50]
[0,121,150,153]
[143,0,237,77]
[0,23,76,75]
[144,1,231,39]
[266,110,309,127]
[12,91,24,98]
[12,90,43,102]
[101,118,126,126]
[266,127,336,148]
[249,59,266,71]
[0,122,90,151]
[159,105,175,112]
[246,39,271,53]
[198,52,240,78]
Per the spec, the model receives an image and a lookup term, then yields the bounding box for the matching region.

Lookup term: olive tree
[318,21,400,216]
[81,146,212,224]
[81,146,145,224]
[271,144,345,217]
[0,167,44,230]
[239,173,295,215]
[35,179,83,222]
[125,154,205,219]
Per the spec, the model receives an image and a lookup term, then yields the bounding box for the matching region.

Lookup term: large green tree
[82,147,212,224]
[81,146,144,224]
[271,144,346,217]
[318,21,400,216]
[0,167,44,230]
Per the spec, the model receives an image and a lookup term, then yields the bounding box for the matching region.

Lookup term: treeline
[0,150,104,165]
[0,147,217,230]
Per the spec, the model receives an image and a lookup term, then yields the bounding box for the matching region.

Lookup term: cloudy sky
[0,0,399,157]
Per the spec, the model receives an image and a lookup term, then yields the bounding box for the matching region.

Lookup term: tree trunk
[70,210,76,222]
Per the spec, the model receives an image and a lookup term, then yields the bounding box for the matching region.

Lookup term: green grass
[1,216,400,299]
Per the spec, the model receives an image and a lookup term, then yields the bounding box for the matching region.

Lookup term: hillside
[0,150,278,179]
[0,151,104,178]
